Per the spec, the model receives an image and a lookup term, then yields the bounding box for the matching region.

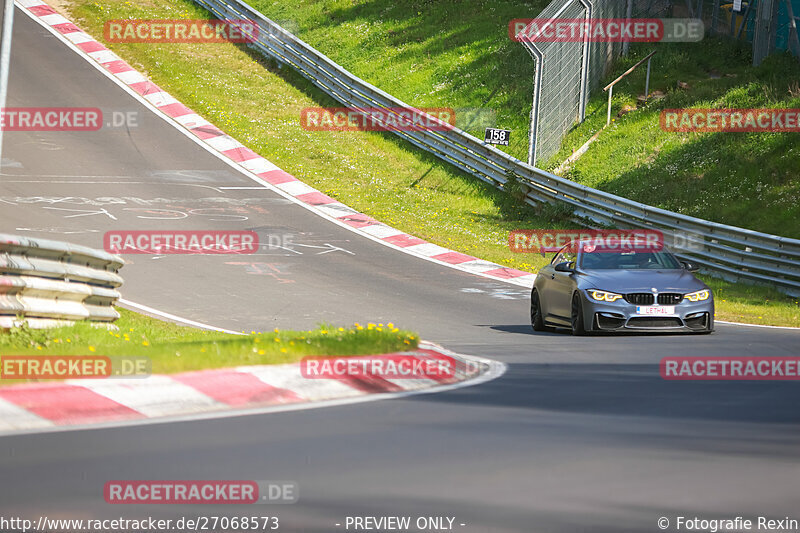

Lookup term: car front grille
[657,293,683,305]
[624,293,683,305]
[624,293,654,305]
[627,317,684,328]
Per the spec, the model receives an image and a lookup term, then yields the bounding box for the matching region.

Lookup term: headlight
[589,290,624,302]
[685,289,711,302]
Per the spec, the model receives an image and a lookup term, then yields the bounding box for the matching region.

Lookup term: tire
[571,293,588,336]
[531,290,551,332]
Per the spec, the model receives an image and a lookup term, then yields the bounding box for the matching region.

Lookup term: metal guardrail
[193,0,800,296]
[0,234,124,329]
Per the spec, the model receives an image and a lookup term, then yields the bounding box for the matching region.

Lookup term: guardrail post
[622,0,634,56]
[785,0,800,58]
[0,0,15,171]
[524,43,544,166]
[578,0,592,121]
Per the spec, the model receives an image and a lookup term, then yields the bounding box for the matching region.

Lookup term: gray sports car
[531,244,714,335]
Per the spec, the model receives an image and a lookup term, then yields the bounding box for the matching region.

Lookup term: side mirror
[681,260,700,272]
[554,261,575,273]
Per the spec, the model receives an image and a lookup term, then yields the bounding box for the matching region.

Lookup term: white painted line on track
[118,299,245,335]
[716,320,800,331]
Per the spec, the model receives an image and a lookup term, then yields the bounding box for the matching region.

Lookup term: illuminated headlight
[589,290,624,302]
[685,289,711,302]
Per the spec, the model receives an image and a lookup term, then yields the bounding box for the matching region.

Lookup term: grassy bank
[0,309,419,385]
[550,41,800,238]
[248,0,799,239]
[55,0,800,327]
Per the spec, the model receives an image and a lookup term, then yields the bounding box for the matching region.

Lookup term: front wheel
[531,290,551,332]
[571,293,587,336]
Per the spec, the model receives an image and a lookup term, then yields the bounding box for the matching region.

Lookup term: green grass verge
[56,0,800,327]
[548,41,800,238]
[0,309,419,385]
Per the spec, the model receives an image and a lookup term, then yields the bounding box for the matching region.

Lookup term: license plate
[636,306,675,316]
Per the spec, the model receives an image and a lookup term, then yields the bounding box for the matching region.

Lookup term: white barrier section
[0,234,124,328]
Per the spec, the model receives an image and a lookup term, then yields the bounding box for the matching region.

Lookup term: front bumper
[581,292,714,332]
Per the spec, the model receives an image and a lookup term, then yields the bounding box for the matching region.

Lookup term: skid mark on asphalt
[225,262,295,283]
[15,227,100,234]
[460,282,530,300]
[42,206,117,219]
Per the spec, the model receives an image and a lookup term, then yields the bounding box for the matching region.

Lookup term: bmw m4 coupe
[531,244,714,335]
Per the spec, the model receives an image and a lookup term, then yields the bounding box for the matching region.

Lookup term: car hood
[576,269,708,294]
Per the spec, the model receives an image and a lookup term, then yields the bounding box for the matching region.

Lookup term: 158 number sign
[484,127,511,146]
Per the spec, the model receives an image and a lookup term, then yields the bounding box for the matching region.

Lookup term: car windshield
[579,250,681,270]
